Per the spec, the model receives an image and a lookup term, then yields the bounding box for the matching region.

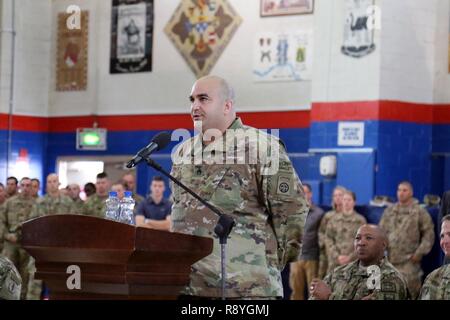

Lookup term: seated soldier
[309,224,409,300]
[0,255,22,300]
[419,215,450,300]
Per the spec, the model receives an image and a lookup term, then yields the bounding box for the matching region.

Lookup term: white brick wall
[433,0,450,104]
[379,0,438,104]
[312,0,381,102]
[49,0,314,117]
[0,0,51,116]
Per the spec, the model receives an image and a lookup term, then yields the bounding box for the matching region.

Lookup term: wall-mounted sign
[338,122,365,146]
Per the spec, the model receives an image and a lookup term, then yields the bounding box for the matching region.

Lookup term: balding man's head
[190,75,236,135]
[46,173,60,195]
[354,224,387,266]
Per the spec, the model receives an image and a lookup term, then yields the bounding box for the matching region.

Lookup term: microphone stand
[143,157,235,300]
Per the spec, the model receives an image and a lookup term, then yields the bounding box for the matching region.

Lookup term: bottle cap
[124,191,132,197]
[109,191,118,197]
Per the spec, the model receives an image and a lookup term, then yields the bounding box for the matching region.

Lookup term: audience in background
[323,191,367,274]
[289,183,324,300]
[135,176,171,231]
[122,172,145,205]
[30,178,40,199]
[6,177,18,198]
[317,186,346,279]
[83,182,96,198]
[67,183,84,213]
[0,183,6,206]
[379,181,435,299]
[82,172,110,218]
[111,182,126,200]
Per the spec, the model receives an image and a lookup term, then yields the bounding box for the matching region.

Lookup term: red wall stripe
[1,102,450,133]
[311,100,450,124]
[0,114,48,132]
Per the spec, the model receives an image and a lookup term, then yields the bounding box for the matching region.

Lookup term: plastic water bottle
[105,191,119,221]
[120,191,135,225]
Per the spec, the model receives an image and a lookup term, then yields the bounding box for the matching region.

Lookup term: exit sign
[76,128,107,150]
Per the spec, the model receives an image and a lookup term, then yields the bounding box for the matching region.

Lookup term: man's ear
[224,99,233,114]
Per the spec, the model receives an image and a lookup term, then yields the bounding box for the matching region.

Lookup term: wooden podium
[21,215,213,300]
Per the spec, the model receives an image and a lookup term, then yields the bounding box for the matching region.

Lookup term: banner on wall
[164,0,242,77]
[253,31,313,82]
[110,0,154,74]
[341,0,376,58]
[56,11,88,91]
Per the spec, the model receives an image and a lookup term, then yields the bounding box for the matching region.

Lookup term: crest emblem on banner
[341,0,375,58]
[164,0,241,77]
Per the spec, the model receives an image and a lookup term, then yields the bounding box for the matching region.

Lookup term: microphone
[126,131,171,168]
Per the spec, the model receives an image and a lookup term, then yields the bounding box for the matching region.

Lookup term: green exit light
[76,128,107,150]
[81,131,101,145]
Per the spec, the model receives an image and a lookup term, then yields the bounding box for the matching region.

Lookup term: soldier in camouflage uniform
[379,181,435,299]
[27,173,77,299]
[324,191,366,274]
[419,215,450,300]
[0,255,22,300]
[82,172,110,218]
[310,224,410,300]
[67,183,85,214]
[171,76,308,299]
[317,186,346,279]
[30,178,40,199]
[122,172,145,207]
[0,177,35,299]
[0,183,6,253]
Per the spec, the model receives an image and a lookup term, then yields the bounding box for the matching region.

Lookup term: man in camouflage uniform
[122,172,145,206]
[27,173,76,299]
[171,75,308,299]
[30,178,40,199]
[6,176,18,199]
[310,224,410,300]
[379,181,435,299]
[0,177,35,299]
[0,255,22,300]
[419,215,450,300]
[323,191,366,274]
[0,183,6,253]
[0,183,6,206]
[317,186,346,279]
[83,172,110,218]
[67,183,85,214]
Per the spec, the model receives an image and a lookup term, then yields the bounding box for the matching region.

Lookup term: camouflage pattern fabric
[82,194,108,218]
[71,198,85,215]
[30,194,77,219]
[317,210,336,279]
[0,194,35,299]
[0,255,22,300]
[379,202,435,298]
[316,258,409,300]
[170,117,308,298]
[419,264,450,300]
[28,193,77,300]
[324,211,366,274]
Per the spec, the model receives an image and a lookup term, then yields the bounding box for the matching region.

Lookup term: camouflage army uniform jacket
[380,203,435,264]
[30,194,76,219]
[82,194,108,218]
[170,117,308,298]
[71,198,85,215]
[0,194,35,240]
[0,255,22,300]
[324,211,367,273]
[322,258,409,300]
[419,264,450,300]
